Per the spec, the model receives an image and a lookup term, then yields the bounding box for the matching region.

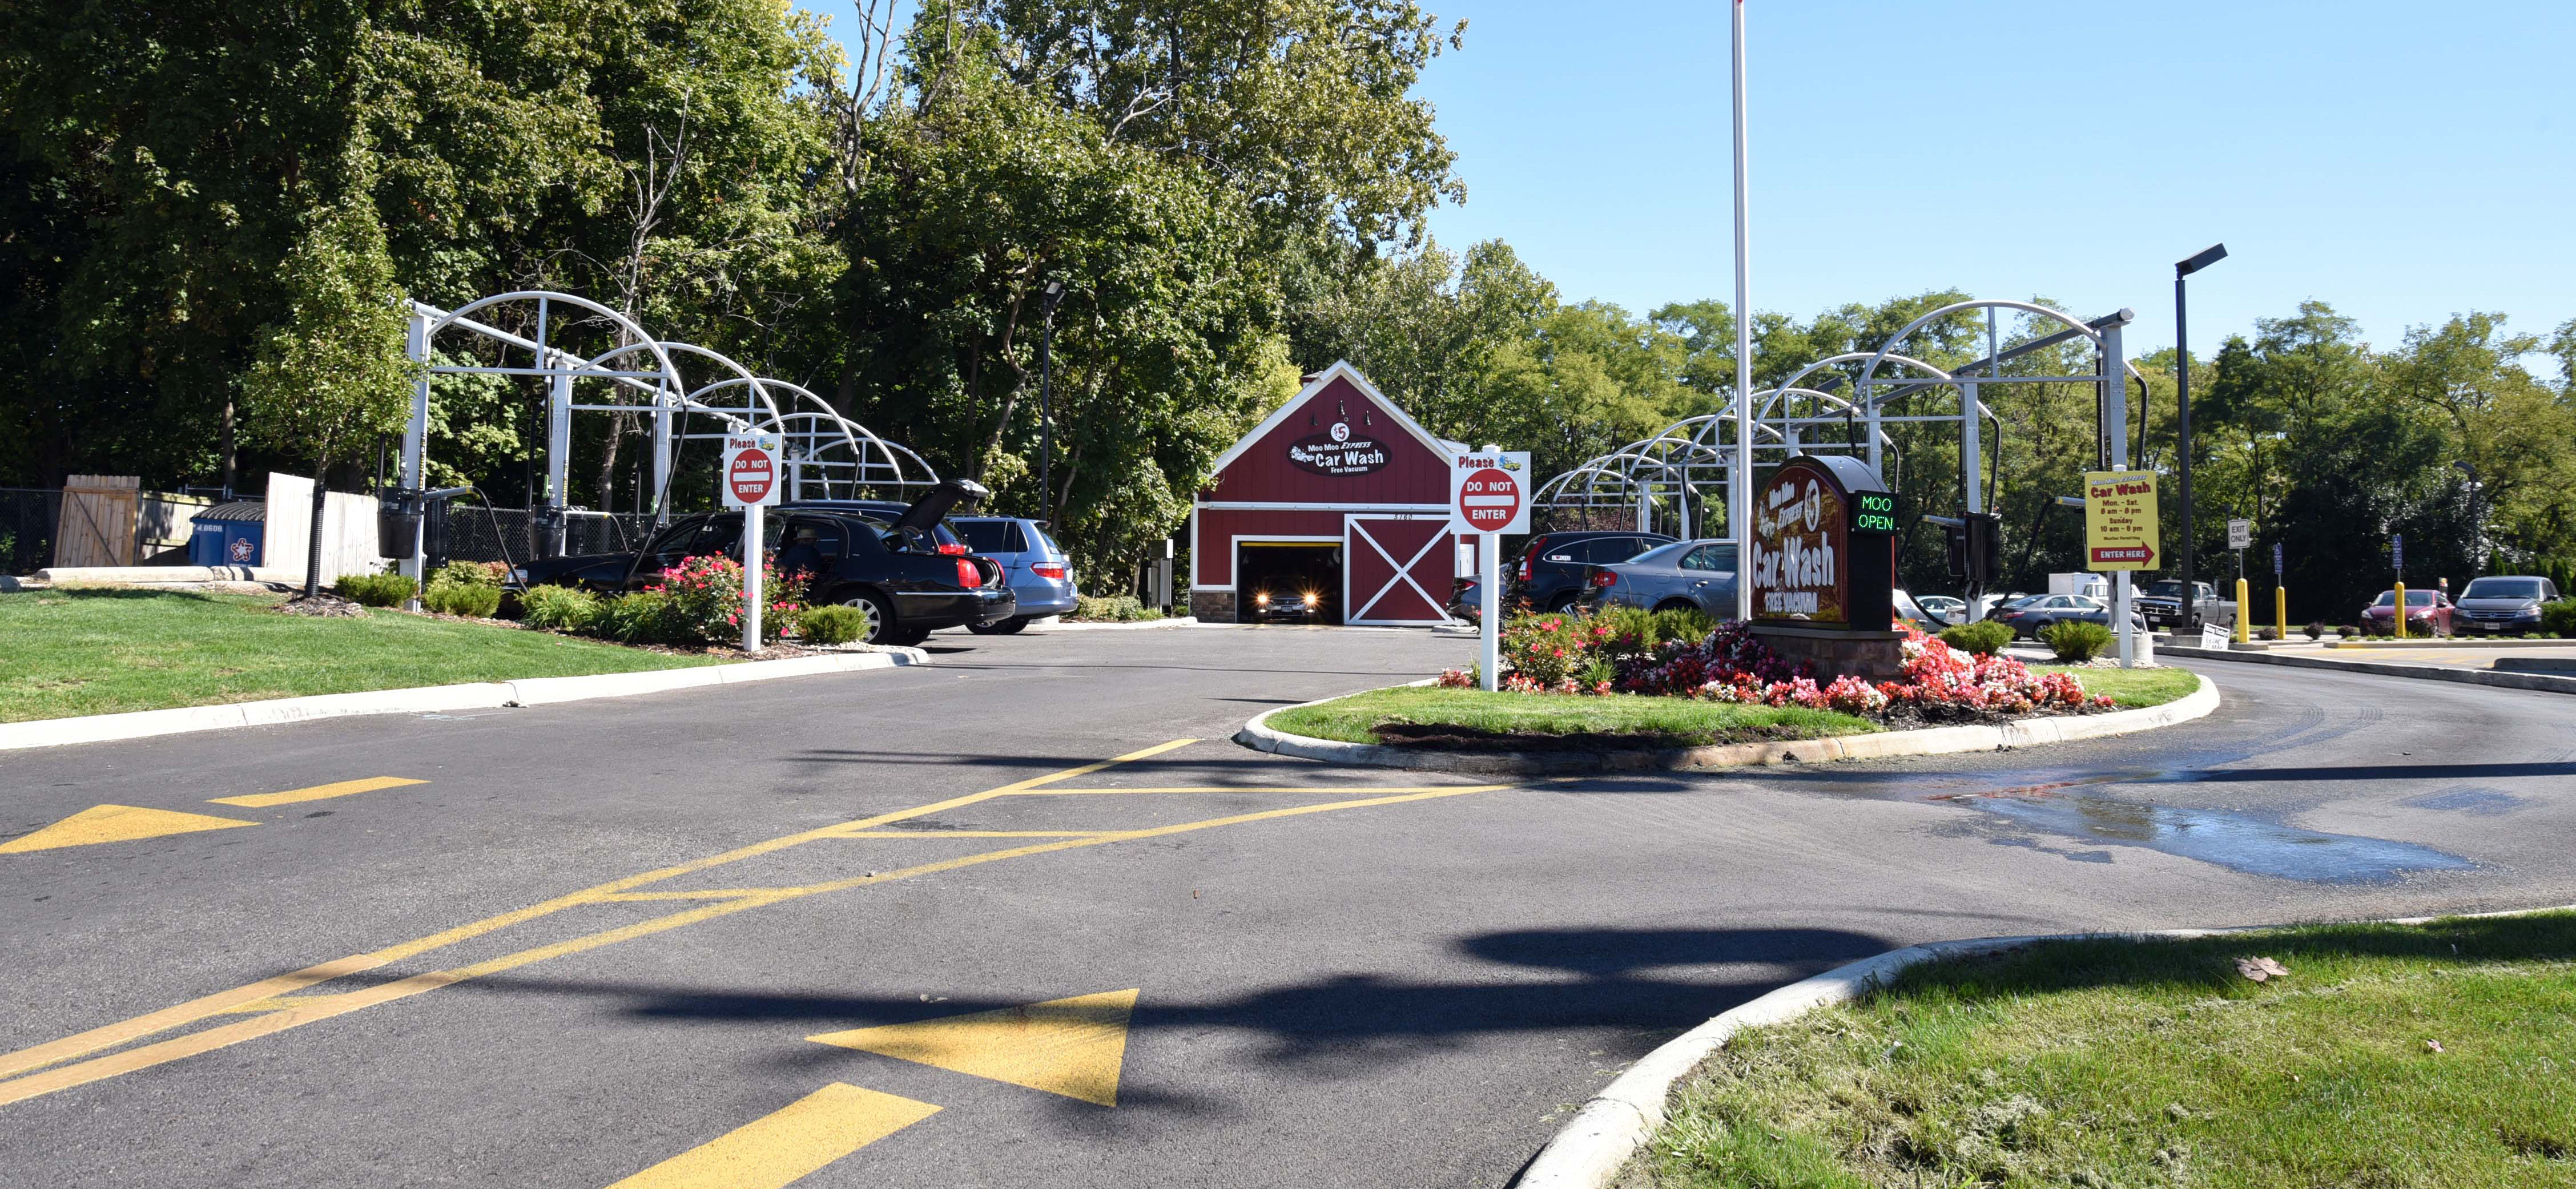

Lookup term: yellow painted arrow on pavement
[0,804,258,854]
[605,1082,940,1189]
[807,989,1140,1107]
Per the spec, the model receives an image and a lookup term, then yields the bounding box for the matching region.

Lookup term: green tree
[239,194,422,596]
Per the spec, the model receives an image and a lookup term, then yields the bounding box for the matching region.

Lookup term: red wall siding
[1193,509,1351,587]
[1201,376,1450,505]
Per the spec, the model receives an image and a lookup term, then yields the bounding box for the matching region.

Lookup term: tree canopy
[3,1,2571,608]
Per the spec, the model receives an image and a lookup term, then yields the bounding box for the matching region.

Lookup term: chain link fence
[431,505,659,569]
[0,487,60,575]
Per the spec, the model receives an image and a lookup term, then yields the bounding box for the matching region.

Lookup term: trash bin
[188,501,268,567]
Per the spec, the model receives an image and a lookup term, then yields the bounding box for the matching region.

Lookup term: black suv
[520,479,1014,645]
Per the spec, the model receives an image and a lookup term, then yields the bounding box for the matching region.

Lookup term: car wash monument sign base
[1746,454,1905,681]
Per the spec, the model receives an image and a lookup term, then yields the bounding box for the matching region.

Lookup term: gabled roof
[1205,360,1459,479]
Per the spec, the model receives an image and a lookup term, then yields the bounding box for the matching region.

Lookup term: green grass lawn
[1638,912,2576,1188]
[2029,663,2203,708]
[0,589,725,723]
[1266,684,1877,747]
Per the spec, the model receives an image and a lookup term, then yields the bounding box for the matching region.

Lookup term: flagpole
[1730,0,1754,622]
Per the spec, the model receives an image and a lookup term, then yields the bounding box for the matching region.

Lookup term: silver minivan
[951,517,1080,634]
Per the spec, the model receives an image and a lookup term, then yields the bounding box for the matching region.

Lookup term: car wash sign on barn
[1190,361,1479,626]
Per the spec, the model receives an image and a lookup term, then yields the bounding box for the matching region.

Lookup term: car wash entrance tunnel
[1235,542,1343,624]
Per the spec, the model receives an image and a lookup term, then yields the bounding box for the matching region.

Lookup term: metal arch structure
[1851,299,2147,489]
[1533,352,1950,540]
[1534,301,2146,585]
[395,289,941,577]
[687,376,941,501]
[403,292,689,575]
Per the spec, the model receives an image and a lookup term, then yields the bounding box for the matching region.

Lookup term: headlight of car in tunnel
[1255,591,1270,606]
[1302,591,1318,608]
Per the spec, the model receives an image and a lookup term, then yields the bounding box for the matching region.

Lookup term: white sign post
[1451,448,1530,692]
[722,433,783,652]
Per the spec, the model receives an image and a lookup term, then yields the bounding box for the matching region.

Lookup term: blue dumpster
[187,501,268,567]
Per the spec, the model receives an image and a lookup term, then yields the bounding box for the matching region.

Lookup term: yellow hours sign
[2084,470,2160,571]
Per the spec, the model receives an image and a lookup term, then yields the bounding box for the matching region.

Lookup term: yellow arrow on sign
[807,989,1139,1107]
[0,804,258,854]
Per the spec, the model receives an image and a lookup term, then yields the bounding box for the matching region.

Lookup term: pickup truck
[2133,579,2229,629]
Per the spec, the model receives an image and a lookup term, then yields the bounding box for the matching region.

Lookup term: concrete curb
[2325,636,2571,650]
[0,647,930,753]
[1025,615,1200,632]
[1234,675,2219,775]
[2160,643,2576,696]
[29,565,296,585]
[1512,901,2576,1188]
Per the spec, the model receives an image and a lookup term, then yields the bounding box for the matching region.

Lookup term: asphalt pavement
[3,624,2573,1188]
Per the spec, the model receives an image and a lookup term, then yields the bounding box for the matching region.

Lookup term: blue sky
[795,1,2575,357]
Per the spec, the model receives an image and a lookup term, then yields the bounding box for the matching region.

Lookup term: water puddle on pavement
[1966,793,2476,884]
[1882,768,2479,884]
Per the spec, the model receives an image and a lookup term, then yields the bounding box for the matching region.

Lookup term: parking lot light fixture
[2174,242,2226,631]
[1038,279,1067,524]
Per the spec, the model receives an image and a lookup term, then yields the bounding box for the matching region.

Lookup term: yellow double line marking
[0,740,1505,1108]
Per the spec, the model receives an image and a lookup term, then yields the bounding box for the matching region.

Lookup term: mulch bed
[274,593,367,618]
[1368,720,1822,753]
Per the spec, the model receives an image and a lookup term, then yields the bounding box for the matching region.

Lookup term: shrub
[643,554,805,644]
[1938,620,2013,656]
[1072,595,1161,622]
[2304,621,2324,640]
[2542,599,2576,638]
[2253,626,2280,642]
[421,579,501,618]
[333,571,416,608]
[591,590,679,644]
[2038,620,2115,663]
[800,604,872,645]
[520,585,599,632]
[432,559,505,589]
[2339,624,2360,638]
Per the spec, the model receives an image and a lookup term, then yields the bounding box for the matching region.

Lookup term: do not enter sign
[1450,450,1530,536]
[722,434,783,508]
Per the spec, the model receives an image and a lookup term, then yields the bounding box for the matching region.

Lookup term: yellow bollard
[2276,586,2288,640]
[2236,578,2251,642]
[2394,582,2407,640]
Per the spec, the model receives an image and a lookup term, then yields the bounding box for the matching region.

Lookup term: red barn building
[1189,362,1476,626]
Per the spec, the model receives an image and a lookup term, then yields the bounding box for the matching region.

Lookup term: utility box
[187,501,268,567]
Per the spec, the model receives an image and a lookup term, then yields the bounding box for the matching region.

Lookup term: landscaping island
[0,588,723,723]
[1269,611,2200,752]
[1632,912,2576,1188]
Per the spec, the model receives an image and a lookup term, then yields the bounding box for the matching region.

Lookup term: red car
[2360,589,2452,636]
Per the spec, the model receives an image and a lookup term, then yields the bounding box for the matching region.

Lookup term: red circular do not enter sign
[1455,466,1522,532]
[727,446,776,505]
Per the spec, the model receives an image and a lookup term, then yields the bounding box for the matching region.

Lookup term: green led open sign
[1851,491,1897,534]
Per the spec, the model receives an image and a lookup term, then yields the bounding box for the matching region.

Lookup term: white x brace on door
[1343,515,1452,625]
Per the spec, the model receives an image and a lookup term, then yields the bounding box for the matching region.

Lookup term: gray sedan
[1577,538,1738,618]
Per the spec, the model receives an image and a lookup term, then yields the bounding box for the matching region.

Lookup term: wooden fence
[54,475,138,567]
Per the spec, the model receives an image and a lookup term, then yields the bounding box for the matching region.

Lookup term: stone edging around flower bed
[1507,900,2576,1189]
[0,646,931,753]
[1232,674,2219,775]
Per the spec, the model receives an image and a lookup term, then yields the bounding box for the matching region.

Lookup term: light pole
[2454,460,2483,575]
[2174,242,2227,629]
[1036,279,1066,523]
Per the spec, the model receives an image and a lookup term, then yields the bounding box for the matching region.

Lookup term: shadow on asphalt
[391,926,1894,1079]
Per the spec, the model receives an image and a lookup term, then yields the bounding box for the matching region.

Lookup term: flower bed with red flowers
[1442,616,2111,726]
